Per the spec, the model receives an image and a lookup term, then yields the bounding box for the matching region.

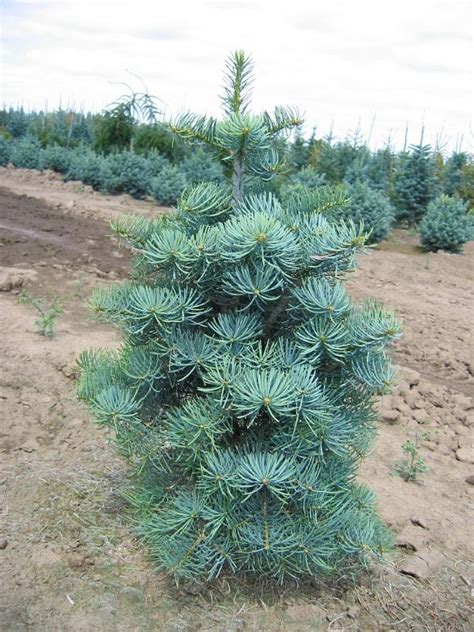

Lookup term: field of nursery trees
[1,101,473,246]
[0,51,473,632]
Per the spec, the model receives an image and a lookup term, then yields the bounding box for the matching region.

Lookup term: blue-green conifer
[443,152,468,197]
[420,195,472,253]
[392,143,438,225]
[342,182,394,244]
[78,52,400,583]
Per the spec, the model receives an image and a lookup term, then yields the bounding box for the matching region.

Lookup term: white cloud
[0,0,471,150]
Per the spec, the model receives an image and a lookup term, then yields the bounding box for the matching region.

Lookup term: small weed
[394,434,428,482]
[17,290,64,337]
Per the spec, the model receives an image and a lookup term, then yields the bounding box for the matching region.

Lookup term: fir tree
[33,109,71,147]
[443,152,468,197]
[308,137,342,184]
[458,162,474,210]
[0,137,11,166]
[6,106,28,138]
[392,143,438,225]
[367,147,394,194]
[104,151,159,199]
[69,112,95,147]
[289,132,310,171]
[345,146,394,196]
[10,136,43,169]
[40,145,75,173]
[181,147,225,185]
[78,51,400,584]
[419,195,472,253]
[280,165,327,198]
[133,124,184,161]
[149,163,187,206]
[342,181,394,244]
[94,105,135,153]
[343,150,371,187]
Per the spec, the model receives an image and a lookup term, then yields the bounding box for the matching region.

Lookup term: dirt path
[0,186,132,278]
[0,166,167,222]
[0,167,473,631]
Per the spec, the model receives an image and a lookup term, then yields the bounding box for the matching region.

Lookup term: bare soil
[0,166,473,631]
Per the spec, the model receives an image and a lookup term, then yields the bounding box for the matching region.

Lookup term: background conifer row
[1,88,473,237]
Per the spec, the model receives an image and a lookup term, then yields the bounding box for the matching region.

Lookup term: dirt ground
[0,166,473,632]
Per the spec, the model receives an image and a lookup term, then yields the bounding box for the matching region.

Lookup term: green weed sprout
[18,291,64,338]
[394,436,428,482]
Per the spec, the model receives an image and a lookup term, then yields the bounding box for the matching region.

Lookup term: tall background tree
[94,82,163,154]
[392,141,439,225]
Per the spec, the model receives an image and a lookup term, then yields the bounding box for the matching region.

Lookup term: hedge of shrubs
[2,137,471,253]
[1,137,224,205]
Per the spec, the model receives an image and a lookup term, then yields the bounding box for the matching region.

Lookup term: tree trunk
[232,155,244,202]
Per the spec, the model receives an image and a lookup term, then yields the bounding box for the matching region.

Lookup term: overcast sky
[0,0,472,151]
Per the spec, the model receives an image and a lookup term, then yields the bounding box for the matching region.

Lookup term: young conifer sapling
[78,51,401,584]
